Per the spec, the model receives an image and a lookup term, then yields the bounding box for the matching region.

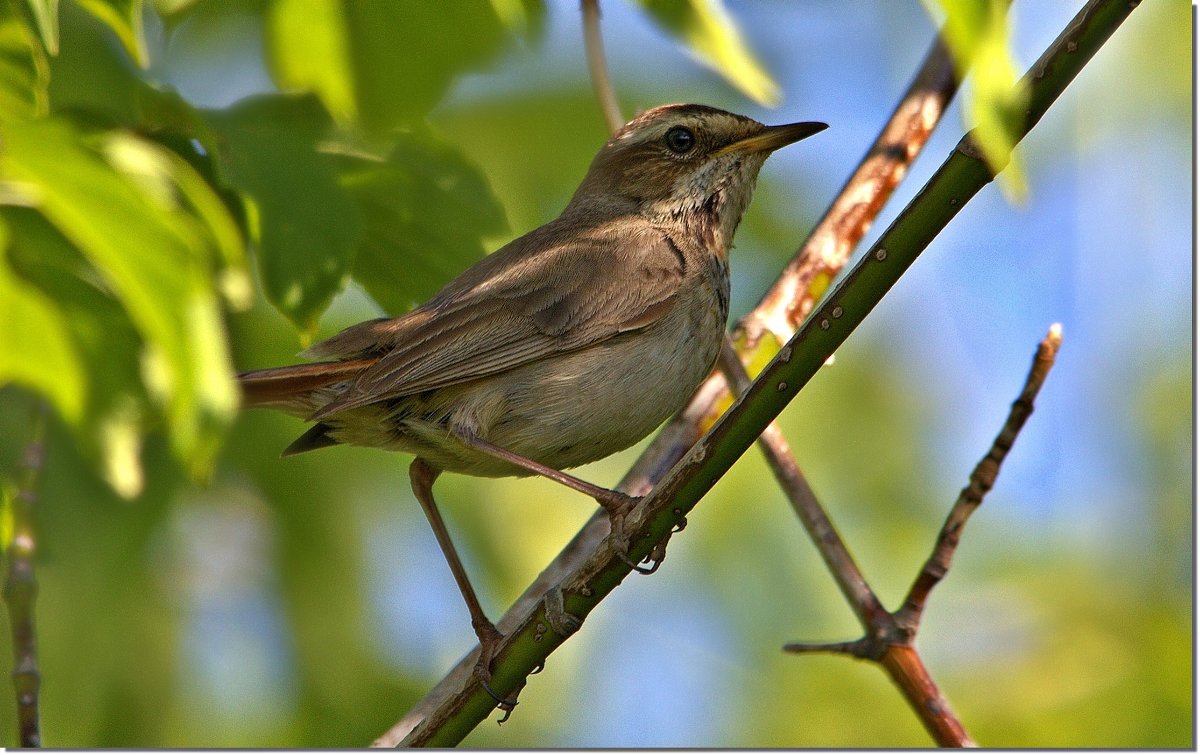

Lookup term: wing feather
[308,223,685,420]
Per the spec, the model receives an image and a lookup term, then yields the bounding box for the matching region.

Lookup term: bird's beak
[714,121,828,157]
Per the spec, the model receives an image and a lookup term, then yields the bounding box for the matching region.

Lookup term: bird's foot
[596,491,667,575]
[616,510,687,575]
[473,621,520,714]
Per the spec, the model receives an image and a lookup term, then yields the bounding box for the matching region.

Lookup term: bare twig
[5,404,47,748]
[896,324,1063,628]
[718,339,886,626]
[784,324,1064,748]
[581,0,623,135]
[724,338,973,746]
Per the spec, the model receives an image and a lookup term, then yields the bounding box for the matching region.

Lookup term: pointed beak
[714,121,828,157]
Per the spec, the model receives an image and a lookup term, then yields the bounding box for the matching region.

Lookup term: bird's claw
[474,624,520,714]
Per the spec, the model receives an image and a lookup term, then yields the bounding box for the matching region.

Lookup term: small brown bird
[238,103,825,693]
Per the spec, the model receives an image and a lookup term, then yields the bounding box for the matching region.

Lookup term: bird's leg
[450,430,656,571]
[409,459,516,708]
[451,429,638,522]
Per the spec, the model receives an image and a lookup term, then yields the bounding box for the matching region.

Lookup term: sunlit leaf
[264,0,508,134]
[265,0,354,123]
[0,219,85,425]
[930,0,1028,200]
[635,0,780,106]
[335,128,508,314]
[0,1,48,118]
[73,0,146,67]
[21,0,57,54]
[0,118,238,483]
[488,0,545,37]
[204,95,363,334]
[4,206,152,497]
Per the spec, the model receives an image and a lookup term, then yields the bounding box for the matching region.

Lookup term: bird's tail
[236,359,374,413]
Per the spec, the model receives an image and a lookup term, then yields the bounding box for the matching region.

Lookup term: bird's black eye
[664,126,696,154]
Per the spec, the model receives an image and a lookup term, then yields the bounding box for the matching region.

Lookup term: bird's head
[568,103,826,246]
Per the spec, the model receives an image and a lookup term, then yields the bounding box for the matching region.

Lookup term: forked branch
[785,325,1063,748]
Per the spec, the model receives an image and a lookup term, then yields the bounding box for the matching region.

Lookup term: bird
[237,103,826,696]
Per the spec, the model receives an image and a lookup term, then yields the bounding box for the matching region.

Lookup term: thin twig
[718,339,887,627]
[581,0,623,135]
[5,403,47,748]
[896,324,1063,628]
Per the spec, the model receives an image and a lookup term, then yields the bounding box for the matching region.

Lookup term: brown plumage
[237,103,826,691]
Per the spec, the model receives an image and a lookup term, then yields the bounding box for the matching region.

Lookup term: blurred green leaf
[264,0,508,135]
[0,118,238,490]
[931,0,1028,200]
[3,206,151,498]
[20,0,57,54]
[73,0,146,67]
[336,128,507,314]
[0,220,85,425]
[635,0,780,106]
[0,0,48,118]
[204,95,362,333]
[488,0,544,37]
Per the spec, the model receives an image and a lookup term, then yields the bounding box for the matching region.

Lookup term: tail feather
[282,422,340,456]
[237,359,374,409]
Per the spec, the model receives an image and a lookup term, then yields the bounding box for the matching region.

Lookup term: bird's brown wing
[306,224,687,420]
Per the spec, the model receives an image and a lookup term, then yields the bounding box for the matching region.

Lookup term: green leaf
[3,206,149,496]
[336,128,508,314]
[635,0,780,106]
[0,117,238,485]
[73,0,146,67]
[488,0,545,37]
[930,0,1028,200]
[265,0,508,134]
[0,219,85,425]
[204,94,363,333]
[0,0,49,119]
[20,0,57,54]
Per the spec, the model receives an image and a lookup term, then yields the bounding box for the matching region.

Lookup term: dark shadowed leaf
[335,129,508,314]
[265,0,509,134]
[204,95,363,334]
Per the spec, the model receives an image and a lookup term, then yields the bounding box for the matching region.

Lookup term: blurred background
[0,0,1190,747]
